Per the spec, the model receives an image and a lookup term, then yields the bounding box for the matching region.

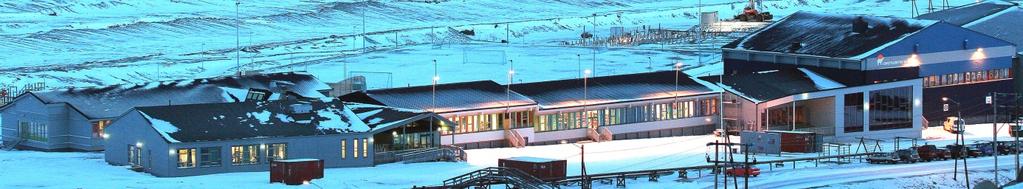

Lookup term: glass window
[353,139,360,158]
[341,140,347,159]
[177,148,196,168]
[843,93,865,133]
[19,121,47,142]
[266,143,287,162]
[199,147,221,167]
[91,120,110,138]
[362,138,369,157]
[869,87,913,131]
[231,145,259,165]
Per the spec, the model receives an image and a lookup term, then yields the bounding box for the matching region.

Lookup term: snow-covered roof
[31,72,331,119]
[344,102,450,132]
[341,80,536,113]
[713,68,850,103]
[510,71,716,109]
[918,1,1023,52]
[722,11,937,59]
[134,98,369,143]
[502,156,562,163]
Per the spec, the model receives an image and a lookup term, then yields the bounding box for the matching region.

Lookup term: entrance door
[128,145,142,166]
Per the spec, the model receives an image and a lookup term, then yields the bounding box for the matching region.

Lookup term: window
[353,139,360,158]
[869,87,913,131]
[177,148,196,168]
[925,68,1013,88]
[362,138,369,157]
[843,93,865,133]
[91,120,110,138]
[266,143,287,162]
[341,140,347,159]
[231,145,259,165]
[19,121,47,142]
[199,147,222,167]
[245,89,269,101]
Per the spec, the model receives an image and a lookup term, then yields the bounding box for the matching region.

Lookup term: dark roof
[917,1,1016,25]
[918,1,1023,51]
[343,80,535,113]
[715,68,847,102]
[31,72,331,119]
[723,12,937,59]
[509,71,716,109]
[134,99,381,143]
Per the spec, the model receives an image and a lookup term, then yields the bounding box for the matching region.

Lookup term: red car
[725,166,760,177]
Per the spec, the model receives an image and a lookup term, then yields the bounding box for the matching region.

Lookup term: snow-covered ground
[1,123,1019,188]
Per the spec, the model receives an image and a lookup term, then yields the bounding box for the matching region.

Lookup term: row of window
[923,68,1012,88]
[177,144,286,168]
[18,121,47,142]
[447,111,533,134]
[175,138,372,169]
[534,98,718,132]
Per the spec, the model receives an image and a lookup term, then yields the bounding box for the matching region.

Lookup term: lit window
[353,139,360,158]
[177,148,196,168]
[266,143,287,162]
[362,138,369,157]
[231,145,259,165]
[341,140,347,159]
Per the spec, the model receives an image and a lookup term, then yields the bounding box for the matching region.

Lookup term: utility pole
[362,0,367,52]
[235,0,241,75]
[993,92,999,186]
[577,54,582,79]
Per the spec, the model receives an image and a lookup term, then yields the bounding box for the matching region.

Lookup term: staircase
[506,129,526,148]
[587,127,602,142]
[598,127,614,142]
[442,167,557,189]
[1,139,25,151]
[401,146,466,164]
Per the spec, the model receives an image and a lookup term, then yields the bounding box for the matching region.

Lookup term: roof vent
[852,16,868,34]
[788,42,802,52]
[288,103,313,114]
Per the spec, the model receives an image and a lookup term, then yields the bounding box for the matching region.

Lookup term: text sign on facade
[943,104,949,112]
[986,96,992,104]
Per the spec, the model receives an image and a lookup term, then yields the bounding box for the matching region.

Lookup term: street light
[432,59,439,147]
[584,69,592,129]
[944,97,970,188]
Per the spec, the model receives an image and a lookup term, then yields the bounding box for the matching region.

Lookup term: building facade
[0,72,332,151]
[344,71,721,149]
[721,12,1017,126]
[104,99,449,177]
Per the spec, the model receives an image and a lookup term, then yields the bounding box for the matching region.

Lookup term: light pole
[583,69,591,129]
[944,97,970,189]
[507,60,515,135]
[432,60,439,147]
[567,141,591,189]
[674,62,682,108]
[577,54,582,79]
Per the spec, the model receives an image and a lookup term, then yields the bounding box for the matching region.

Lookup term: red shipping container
[766,130,816,153]
[499,157,567,181]
[270,159,324,185]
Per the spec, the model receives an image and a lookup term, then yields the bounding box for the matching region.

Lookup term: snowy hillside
[0,0,979,90]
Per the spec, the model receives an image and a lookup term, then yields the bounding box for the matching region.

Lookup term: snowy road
[746,156,1005,188]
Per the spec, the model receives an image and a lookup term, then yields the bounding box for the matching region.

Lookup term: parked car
[946,144,969,159]
[915,145,949,161]
[724,166,760,177]
[995,141,1017,155]
[867,152,899,164]
[894,149,921,163]
[970,143,996,157]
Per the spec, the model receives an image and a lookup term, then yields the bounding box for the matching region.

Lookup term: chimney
[788,42,802,52]
[852,16,868,34]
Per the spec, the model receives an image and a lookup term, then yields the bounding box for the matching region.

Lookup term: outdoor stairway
[1,139,25,151]
[506,129,526,148]
[401,146,466,164]
[598,127,614,142]
[442,167,556,189]
[587,127,601,142]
